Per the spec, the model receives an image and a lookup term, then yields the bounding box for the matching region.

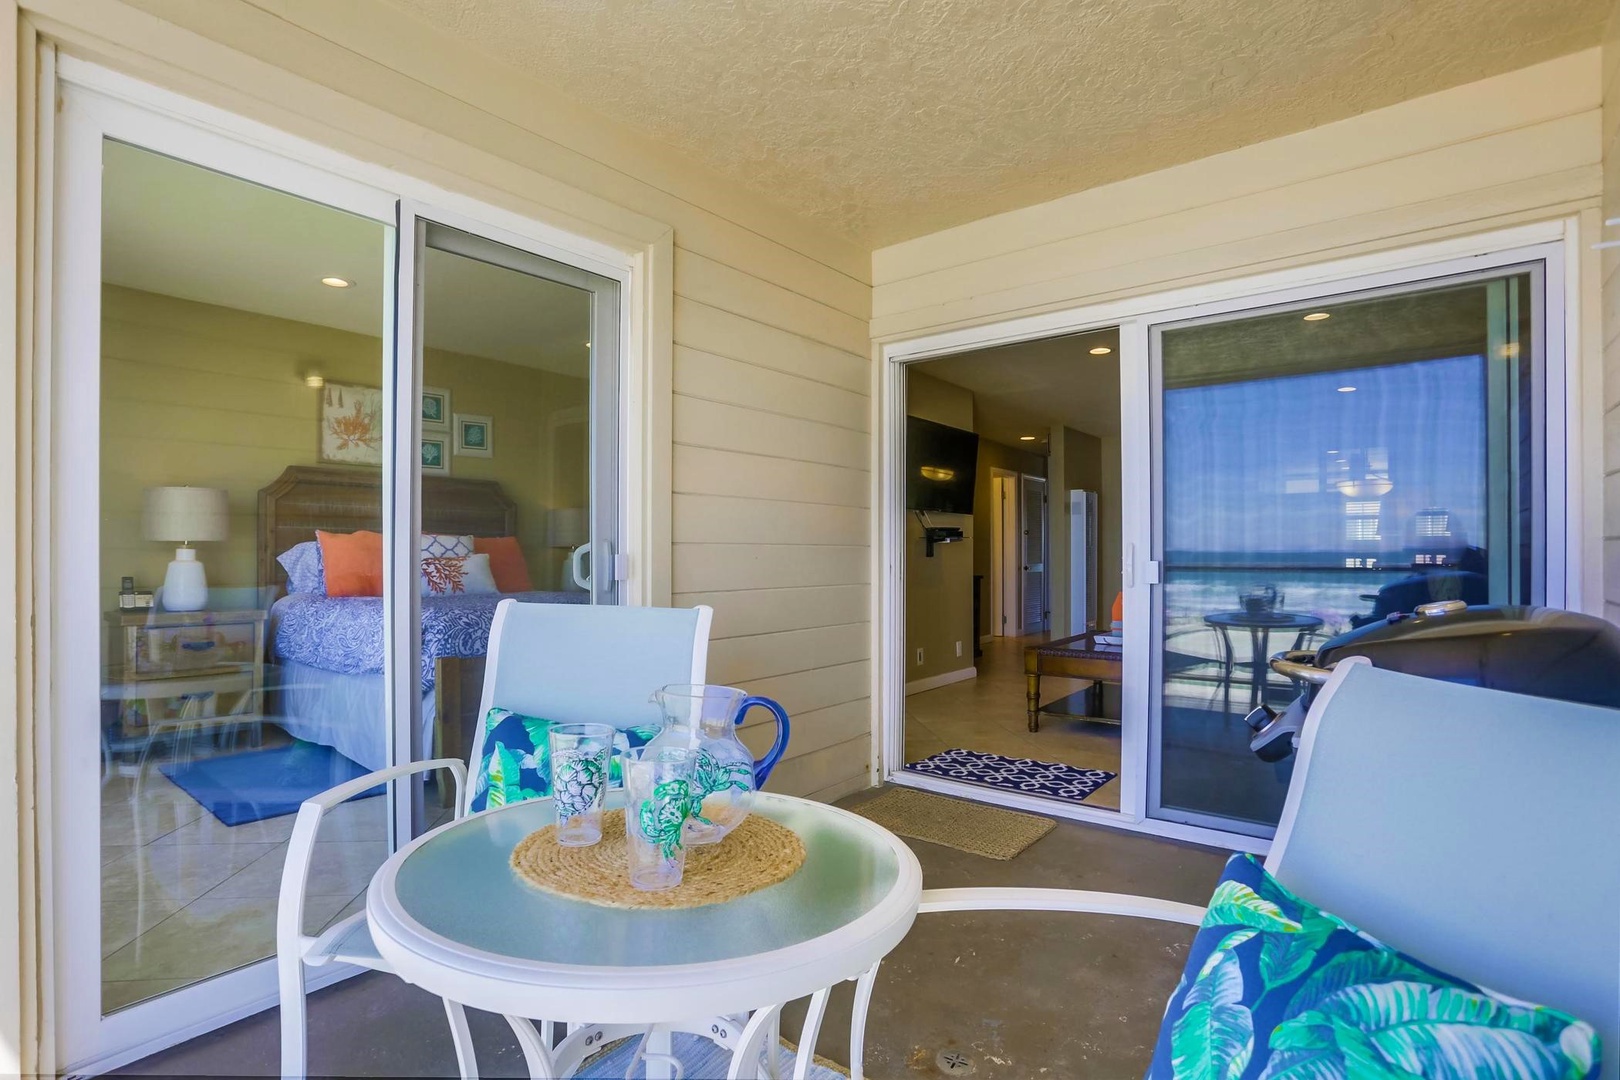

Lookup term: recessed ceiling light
[1336,386,1357,393]
[321,276,351,288]
[1019,435,1037,441]
[1089,346,1112,355]
[1303,311,1331,322]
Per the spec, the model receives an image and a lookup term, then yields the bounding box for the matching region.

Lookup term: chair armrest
[303,757,467,812]
[278,757,468,964]
[919,887,1205,926]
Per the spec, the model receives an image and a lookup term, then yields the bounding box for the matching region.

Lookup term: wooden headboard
[256,465,518,594]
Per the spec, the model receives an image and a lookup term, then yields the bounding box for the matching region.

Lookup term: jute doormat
[510,808,805,909]
[849,788,1055,860]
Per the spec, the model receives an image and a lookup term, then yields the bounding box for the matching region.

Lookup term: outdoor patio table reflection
[365,790,922,1079]
[1202,610,1324,709]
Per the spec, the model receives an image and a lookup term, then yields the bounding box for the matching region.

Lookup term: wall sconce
[303,371,325,389]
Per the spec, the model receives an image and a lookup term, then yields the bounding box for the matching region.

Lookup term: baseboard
[906,667,977,696]
[978,634,993,645]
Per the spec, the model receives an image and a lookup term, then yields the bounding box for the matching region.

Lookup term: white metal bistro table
[367,791,922,1079]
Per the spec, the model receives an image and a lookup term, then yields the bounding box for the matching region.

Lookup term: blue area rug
[905,748,1117,803]
[578,1034,846,1079]
[160,741,382,826]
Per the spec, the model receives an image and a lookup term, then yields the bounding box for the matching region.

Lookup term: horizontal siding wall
[872,50,1604,341]
[78,0,876,800]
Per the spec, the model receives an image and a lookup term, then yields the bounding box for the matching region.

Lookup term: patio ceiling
[383,0,1606,246]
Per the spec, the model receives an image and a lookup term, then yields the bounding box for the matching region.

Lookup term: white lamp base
[162,547,209,612]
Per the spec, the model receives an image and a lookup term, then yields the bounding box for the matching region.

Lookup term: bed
[257,465,584,773]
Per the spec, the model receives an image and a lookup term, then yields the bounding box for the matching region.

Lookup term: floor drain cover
[936,1048,975,1074]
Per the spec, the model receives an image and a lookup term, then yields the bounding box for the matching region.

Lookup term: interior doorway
[900,329,1126,813]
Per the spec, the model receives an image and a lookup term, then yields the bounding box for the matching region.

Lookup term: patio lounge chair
[849,657,1620,1078]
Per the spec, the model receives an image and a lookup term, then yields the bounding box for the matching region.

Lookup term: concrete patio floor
[115,787,1229,1079]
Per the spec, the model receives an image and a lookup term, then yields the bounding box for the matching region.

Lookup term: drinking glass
[622,746,695,891]
[548,723,614,847]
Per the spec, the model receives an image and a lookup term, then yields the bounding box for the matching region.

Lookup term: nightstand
[103,608,268,740]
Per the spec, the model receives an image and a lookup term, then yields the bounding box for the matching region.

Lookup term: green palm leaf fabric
[1145,855,1601,1080]
[468,708,656,813]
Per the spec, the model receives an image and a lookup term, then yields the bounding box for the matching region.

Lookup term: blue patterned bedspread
[270,590,586,692]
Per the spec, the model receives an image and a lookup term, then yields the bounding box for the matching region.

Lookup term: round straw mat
[510,809,806,910]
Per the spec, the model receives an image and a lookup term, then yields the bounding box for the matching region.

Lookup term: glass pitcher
[646,684,791,845]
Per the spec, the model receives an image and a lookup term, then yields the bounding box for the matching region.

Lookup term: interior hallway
[904,633,1123,811]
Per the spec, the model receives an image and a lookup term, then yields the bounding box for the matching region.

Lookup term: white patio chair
[848,657,1620,1079]
[277,599,713,1080]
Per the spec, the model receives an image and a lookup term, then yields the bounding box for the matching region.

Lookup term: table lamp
[143,486,229,612]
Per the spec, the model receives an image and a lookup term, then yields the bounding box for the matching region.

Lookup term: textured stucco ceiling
[382,0,1606,246]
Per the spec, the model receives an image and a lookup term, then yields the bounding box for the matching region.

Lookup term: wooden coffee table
[1024,633,1124,732]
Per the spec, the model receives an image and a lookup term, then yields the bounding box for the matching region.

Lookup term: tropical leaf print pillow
[467,708,662,813]
[1145,853,1601,1080]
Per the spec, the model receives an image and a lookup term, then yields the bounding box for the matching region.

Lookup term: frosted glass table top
[380,793,906,969]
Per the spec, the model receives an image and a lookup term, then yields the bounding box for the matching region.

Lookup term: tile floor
[99,732,453,1013]
[903,633,1125,810]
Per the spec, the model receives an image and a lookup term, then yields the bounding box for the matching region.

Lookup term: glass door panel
[97,141,393,1011]
[1150,266,1543,835]
[407,221,621,796]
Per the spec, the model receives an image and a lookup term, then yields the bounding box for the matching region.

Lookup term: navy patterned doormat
[905,748,1117,802]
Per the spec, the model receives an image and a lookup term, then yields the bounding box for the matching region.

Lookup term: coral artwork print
[422,557,468,595]
[319,383,384,465]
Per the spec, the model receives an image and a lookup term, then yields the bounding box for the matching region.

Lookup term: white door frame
[45,57,653,1075]
[874,216,1592,852]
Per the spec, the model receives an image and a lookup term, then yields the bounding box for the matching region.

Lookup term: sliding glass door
[401,218,623,819]
[1148,258,1552,836]
[53,71,629,1071]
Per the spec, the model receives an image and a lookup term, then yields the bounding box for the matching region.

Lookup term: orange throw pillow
[316,530,384,597]
[474,536,533,593]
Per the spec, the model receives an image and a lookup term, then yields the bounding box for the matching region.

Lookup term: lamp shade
[546,507,587,548]
[143,486,229,544]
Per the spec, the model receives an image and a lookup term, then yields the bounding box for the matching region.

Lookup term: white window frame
[874,217,1592,854]
[45,56,658,1075]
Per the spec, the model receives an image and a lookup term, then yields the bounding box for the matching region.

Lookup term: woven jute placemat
[848,787,1054,860]
[510,808,806,910]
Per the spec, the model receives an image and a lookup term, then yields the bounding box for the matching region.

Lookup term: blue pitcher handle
[736,695,791,786]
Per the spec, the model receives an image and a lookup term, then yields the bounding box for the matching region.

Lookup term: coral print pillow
[419,553,499,597]
[1146,854,1600,1080]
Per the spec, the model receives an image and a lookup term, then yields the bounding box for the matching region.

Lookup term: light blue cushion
[277,541,325,594]
[1146,854,1601,1079]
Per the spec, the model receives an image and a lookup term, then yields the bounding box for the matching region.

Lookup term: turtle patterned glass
[547,723,614,847]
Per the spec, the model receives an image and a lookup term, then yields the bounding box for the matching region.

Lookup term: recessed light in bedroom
[1019,435,1037,441]
[1302,311,1331,321]
[1337,386,1357,393]
[1089,346,1112,355]
[321,276,351,288]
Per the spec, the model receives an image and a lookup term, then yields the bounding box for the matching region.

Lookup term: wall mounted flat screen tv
[907,416,979,514]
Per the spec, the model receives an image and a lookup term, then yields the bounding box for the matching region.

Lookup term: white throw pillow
[420,532,474,559]
[420,553,499,596]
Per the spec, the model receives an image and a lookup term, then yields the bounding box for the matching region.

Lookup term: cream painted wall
[1603,3,1620,627]
[873,51,1602,340]
[100,284,587,609]
[40,0,877,805]
[904,369,975,683]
